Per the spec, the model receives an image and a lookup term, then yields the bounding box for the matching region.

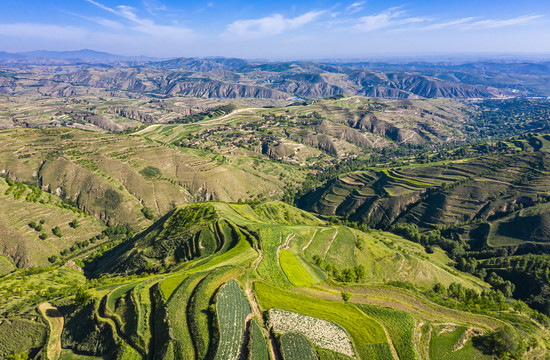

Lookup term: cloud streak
[84,0,192,37]
[224,11,325,38]
[460,14,543,30]
[354,7,427,32]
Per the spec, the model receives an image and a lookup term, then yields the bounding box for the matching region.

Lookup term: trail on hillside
[301,228,318,252]
[322,228,339,260]
[38,302,64,360]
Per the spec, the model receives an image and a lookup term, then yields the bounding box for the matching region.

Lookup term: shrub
[35,224,43,232]
[52,226,62,238]
[74,287,92,308]
[48,255,58,263]
[141,207,154,220]
[69,219,79,228]
[28,221,37,229]
[39,219,45,224]
[139,166,162,179]
[341,290,351,302]
[39,233,48,240]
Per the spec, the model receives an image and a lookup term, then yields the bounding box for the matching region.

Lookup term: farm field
[1,94,550,359]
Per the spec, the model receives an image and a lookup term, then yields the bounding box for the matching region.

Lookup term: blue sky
[0,0,548,59]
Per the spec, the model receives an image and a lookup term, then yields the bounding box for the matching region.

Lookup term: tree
[69,219,79,228]
[52,226,62,238]
[433,283,446,295]
[74,287,92,308]
[474,327,523,359]
[341,290,351,302]
[141,207,154,220]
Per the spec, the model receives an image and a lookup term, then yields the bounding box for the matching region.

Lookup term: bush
[139,166,162,179]
[74,287,92,308]
[39,233,48,240]
[35,224,43,232]
[28,221,37,229]
[48,255,58,263]
[69,219,79,228]
[341,290,351,302]
[39,219,45,224]
[141,207,154,220]
[52,226,62,238]
[474,327,524,358]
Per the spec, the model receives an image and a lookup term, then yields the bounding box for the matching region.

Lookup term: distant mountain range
[1,49,549,99]
[0,49,156,64]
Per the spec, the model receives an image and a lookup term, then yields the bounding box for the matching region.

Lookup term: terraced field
[0,177,106,267]
[0,127,304,228]
[213,280,251,360]
[303,146,550,248]
[279,333,317,360]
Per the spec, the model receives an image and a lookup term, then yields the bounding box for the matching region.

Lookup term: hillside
[1,200,548,359]
[300,137,550,247]
[0,127,304,229]
[0,58,512,101]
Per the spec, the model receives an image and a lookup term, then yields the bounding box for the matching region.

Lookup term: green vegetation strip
[187,266,244,359]
[254,282,389,359]
[279,249,316,287]
[166,273,207,359]
[159,274,188,301]
[357,304,420,360]
[214,280,251,360]
[429,326,490,360]
[250,320,270,360]
[279,333,317,360]
[383,169,434,186]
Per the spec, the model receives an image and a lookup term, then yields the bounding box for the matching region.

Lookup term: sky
[0,0,549,60]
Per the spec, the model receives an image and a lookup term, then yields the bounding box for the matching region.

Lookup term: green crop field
[159,274,188,300]
[166,272,207,359]
[279,249,316,287]
[255,282,391,360]
[429,326,491,360]
[256,227,293,289]
[187,266,244,359]
[279,333,317,360]
[358,305,420,360]
[214,280,251,360]
[250,320,270,360]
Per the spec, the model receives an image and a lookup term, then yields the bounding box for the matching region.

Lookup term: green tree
[74,287,92,308]
[52,226,62,238]
[341,290,351,302]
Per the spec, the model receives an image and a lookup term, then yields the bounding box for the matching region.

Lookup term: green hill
[1,200,548,360]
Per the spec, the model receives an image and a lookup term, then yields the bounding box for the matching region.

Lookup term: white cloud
[355,7,427,32]
[460,14,543,30]
[224,11,325,38]
[423,17,474,30]
[143,0,167,16]
[84,0,192,37]
[346,1,365,14]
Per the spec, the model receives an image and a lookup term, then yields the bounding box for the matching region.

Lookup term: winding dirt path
[301,228,318,252]
[38,302,64,360]
[281,232,295,250]
[322,228,339,260]
[131,124,160,135]
[245,284,279,360]
[252,247,264,272]
[276,233,283,267]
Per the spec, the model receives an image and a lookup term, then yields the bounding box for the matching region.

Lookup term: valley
[1,55,550,360]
